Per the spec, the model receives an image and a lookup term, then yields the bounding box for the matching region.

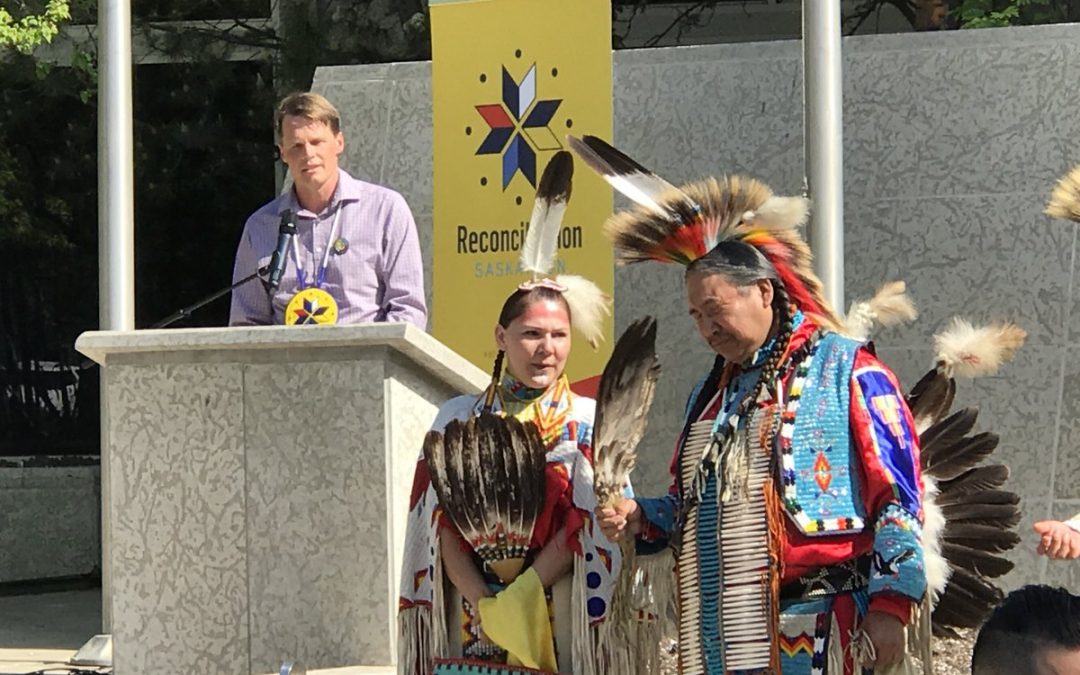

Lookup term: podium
[76,323,489,674]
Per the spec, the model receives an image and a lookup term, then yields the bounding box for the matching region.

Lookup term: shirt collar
[279,169,362,219]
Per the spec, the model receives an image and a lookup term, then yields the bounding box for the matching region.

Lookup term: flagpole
[803,0,845,310]
[98,0,135,634]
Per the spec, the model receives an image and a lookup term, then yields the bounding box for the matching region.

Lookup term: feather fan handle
[592,317,661,509]
[521,151,574,278]
[843,280,918,340]
[567,134,688,218]
[933,318,1026,378]
[1046,165,1080,222]
[555,274,611,349]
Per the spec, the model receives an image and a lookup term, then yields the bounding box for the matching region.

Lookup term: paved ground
[0,587,977,674]
[0,589,100,651]
[0,589,100,674]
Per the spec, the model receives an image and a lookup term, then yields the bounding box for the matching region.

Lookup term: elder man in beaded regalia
[579,136,927,673]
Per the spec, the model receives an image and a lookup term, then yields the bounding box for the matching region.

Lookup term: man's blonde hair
[274,92,341,143]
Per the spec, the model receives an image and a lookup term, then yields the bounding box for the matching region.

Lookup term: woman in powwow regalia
[397,152,638,675]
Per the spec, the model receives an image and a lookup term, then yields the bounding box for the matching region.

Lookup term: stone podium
[76,323,489,674]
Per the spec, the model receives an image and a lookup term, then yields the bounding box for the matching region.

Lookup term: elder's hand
[594,498,641,542]
[860,611,905,668]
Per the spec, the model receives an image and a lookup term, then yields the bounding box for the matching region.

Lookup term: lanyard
[292,206,342,290]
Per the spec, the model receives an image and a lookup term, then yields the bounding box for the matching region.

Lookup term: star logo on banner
[474,63,563,189]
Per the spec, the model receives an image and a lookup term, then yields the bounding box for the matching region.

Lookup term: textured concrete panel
[318,79,394,187]
[107,364,247,675]
[382,71,434,213]
[244,359,390,672]
[0,467,100,583]
[845,194,1073,348]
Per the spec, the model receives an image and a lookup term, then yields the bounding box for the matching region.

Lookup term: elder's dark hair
[685,239,779,287]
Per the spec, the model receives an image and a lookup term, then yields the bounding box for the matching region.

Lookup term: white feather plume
[520,199,567,278]
[555,274,610,349]
[934,318,1026,378]
[842,280,918,340]
[921,476,951,604]
[743,195,810,230]
[520,151,573,279]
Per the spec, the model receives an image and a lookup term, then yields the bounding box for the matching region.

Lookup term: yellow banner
[431,0,613,390]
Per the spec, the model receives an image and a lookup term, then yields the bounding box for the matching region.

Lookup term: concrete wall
[313,22,1080,591]
[0,459,101,584]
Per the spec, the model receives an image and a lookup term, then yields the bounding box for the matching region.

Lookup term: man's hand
[859,610,905,668]
[595,497,642,542]
[1034,520,1080,559]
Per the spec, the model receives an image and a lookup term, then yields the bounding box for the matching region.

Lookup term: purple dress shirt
[229,169,427,329]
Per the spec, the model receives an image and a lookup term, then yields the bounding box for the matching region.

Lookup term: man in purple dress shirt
[229,92,427,328]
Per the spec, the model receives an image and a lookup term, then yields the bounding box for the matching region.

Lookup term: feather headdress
[518,150,611,349]
[568,135,842,330]
[422,411,548,584]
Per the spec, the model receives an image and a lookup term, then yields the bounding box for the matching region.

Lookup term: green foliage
[954,0,1054,27]
[0,0,71,54]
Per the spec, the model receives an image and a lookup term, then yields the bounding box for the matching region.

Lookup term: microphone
[266,209,296,291]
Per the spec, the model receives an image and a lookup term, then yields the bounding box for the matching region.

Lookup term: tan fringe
[850,627,876,671]
[431,533,448,660]
[398,605,433,675]
[633,550,677,674]
[571,553,598,675]
[827,613,844,675]
[909,595,934,675]
[764,484,786,673]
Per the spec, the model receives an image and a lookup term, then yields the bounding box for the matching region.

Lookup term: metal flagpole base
[70,633,113,667]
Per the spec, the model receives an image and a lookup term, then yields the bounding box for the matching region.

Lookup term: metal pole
[98,0,135,633]
[802,0,845,310]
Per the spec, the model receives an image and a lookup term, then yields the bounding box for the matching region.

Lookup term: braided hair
[741,281,795,435]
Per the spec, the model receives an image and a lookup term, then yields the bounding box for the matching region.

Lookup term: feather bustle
[936,464,1009,495]
[1046,164,1080,222]
[933,318,1026,378]
[843,280,918,340]
[906,369,955,434]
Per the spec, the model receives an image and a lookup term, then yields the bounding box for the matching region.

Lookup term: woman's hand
[595,497,642,542]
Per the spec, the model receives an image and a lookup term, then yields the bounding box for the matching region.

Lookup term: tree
[0,1,433,456]
[846,0,1080,31]
[0,0,71,54]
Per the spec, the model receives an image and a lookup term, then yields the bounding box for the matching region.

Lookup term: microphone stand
[150,264,271,329]
[77,266,271,371]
